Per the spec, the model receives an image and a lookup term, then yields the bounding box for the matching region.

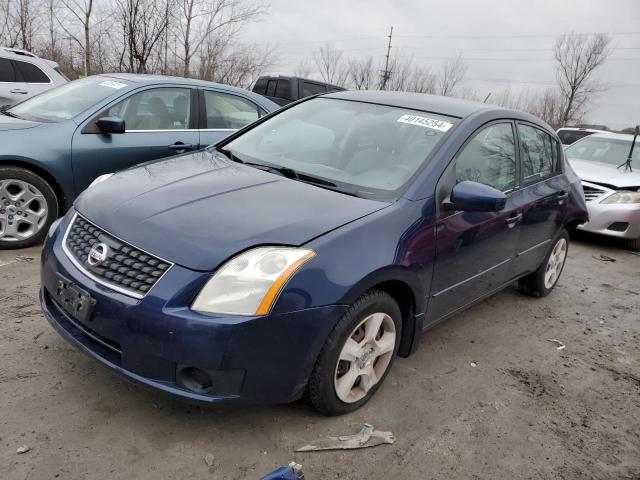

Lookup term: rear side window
[302,81,326,97]
[456,122,517,192]
[204,90,260,129]
[518,124,556,183]
[266,80,276,97]
[557,129,592,145]
[253,78,267,95]
[14,60,50,83]
[275,79,290,99]
[0,58,16,82]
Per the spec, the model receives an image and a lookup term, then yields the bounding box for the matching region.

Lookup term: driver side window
[456,122,517,192]
[107,87,191,131]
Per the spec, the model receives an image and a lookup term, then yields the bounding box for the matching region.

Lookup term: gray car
[566,132,640,250]
[0,47,68,108]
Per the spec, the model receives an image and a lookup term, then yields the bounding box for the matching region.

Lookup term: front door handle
[506,213,523,228]
[10,89,28,94]
[557,191,569,204]
[168,142,194,151]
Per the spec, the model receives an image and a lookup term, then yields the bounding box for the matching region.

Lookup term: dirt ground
[1,233,639,480]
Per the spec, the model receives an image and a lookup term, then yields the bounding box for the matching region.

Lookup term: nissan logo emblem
[87,243,109,266]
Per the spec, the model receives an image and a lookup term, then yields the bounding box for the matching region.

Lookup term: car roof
[557,127,607,133]
[256,75,345,89]
[588,132,637,142]
[322,90,514,119]
[95,73,277,107]
[0,46,38,58]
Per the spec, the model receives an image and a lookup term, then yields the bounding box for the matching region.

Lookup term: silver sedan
[566,132,640,251]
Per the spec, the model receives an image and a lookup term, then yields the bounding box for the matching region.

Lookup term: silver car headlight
[191,247,316,316]
[88,173,114,189]
[601,191,640,204]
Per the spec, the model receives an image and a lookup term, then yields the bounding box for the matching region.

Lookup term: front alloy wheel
[0,167,58,249]
[307,290,401,415]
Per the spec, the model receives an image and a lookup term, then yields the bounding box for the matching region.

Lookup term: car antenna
[618,125,638,173]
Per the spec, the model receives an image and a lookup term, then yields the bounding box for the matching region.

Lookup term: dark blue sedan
[40,91,588,415]
[0,74,278,248]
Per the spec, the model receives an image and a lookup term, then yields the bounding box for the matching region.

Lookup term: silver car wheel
[544,238,567,289]
[0,179,49,242]
[334,312,396,403]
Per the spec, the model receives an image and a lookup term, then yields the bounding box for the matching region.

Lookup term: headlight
[601,191,640,204]
[88,173,114,189]
[191,247,316,316]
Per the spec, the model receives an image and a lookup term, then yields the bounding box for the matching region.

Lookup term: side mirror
[445,181,506,212]
[96,116,125,134]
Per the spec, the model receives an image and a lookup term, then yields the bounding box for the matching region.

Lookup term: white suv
[0,47,68,108]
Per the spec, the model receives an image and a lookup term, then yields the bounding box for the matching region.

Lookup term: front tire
[0,167,58,249]
[307,290,402,416]
[517,229,569,297]
[624,237,640,252]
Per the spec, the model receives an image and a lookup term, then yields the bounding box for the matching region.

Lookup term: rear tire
[517,229,569,297]
[624,237,640,252]
[0,167,58,249]
[307,290,402,416]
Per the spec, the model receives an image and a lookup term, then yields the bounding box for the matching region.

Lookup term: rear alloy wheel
[307,290,401,415]
[0,167,58,249]
[517,229,569,297]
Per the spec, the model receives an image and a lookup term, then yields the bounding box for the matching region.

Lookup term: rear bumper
[578,201,640,240]
[40,215,346,405]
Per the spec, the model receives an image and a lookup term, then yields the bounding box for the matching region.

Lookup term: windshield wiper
[2,110,23,119]
[217,148,339,187]
[618,125,638,173]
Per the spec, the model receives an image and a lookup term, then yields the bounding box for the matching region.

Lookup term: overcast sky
[239,0,640,130]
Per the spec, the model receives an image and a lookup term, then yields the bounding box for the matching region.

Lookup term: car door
[428,121,523,322]
[13,59,51,97]
[0,57,30,106]
[71,86,200,193]
[199,89,264,147]
[509,123,568,275]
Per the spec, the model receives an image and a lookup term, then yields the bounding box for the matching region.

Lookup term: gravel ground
[1,233,639,480]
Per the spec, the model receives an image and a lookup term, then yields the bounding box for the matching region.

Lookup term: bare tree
[293,58,313,78]
[57,0,93,76]
[439,53,467,96]
[553,33,611,126]
[313,43,348,86]
[117,0,170,73]
[174,0,264,77]
[198,41,274,87]
[347,57,376,90]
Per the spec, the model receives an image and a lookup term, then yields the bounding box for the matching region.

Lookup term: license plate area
[52,276,96,323]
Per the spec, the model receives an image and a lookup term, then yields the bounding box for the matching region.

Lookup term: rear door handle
[10,89,28,94]
[168,142,194,151]
[506,213,523,228]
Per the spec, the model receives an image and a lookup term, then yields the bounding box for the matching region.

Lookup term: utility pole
[380,26,393,90]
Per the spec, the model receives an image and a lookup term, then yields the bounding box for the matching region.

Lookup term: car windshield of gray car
[8,77,129,123]
[566,136,640,168]
[224,97,458,200]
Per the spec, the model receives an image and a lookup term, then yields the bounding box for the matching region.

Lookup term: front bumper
[578,201,640,240]
[40,214,346,405]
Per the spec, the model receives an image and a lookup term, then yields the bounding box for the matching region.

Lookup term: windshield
[8,77,129,122]
[566,136,639,168]
[224,98,457,199]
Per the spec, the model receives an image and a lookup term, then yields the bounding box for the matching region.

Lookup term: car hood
[568,158,640,189]
[75,150,389,271]
[0,114,41,131]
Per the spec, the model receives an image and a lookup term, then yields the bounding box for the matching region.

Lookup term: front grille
[64,213,172,298]
[582,184,606,202]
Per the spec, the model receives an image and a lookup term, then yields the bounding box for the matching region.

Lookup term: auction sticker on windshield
[397,114,453,132]
[99,80,127,89]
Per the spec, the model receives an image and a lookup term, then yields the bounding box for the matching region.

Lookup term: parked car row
[0,73,278,247]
